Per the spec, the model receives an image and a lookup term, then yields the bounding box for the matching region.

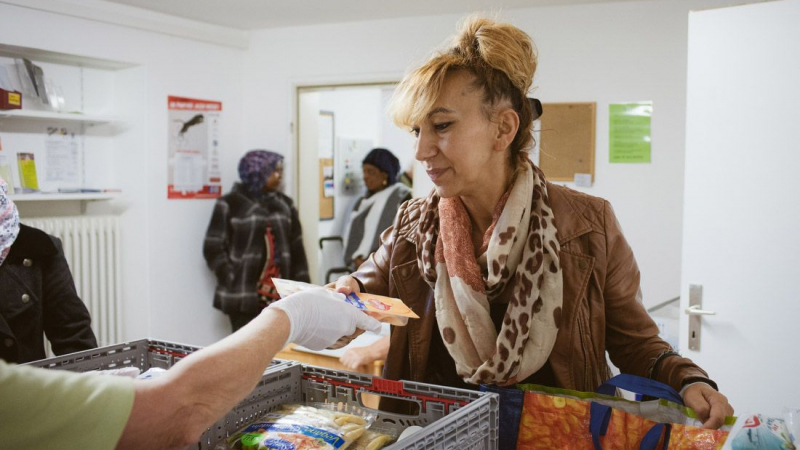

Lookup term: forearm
[117,309,290,449]
[171,308,288,419]
[116,289,382,449]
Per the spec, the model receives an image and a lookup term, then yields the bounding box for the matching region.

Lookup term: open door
[680,0,800,415]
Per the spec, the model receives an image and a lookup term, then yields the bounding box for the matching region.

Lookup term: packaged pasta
[221,404,374,450]
[349,427,396,450]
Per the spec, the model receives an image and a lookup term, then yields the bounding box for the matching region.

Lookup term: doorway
[295,83,421,285]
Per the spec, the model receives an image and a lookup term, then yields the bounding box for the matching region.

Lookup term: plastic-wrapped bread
[222,404,371,450]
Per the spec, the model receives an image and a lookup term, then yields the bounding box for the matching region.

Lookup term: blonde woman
[335,16,732,428]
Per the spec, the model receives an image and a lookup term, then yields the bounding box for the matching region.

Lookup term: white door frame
[290,74,401,283]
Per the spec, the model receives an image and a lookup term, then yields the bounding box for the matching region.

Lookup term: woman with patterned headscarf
[203,150,310,332]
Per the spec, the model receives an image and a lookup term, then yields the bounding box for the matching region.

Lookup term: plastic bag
[96,367,141,378]
[221,403,375,450]
[137,367,168,380]
[722,413,796,450]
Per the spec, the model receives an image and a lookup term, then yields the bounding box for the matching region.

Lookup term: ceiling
[101,0,639,30]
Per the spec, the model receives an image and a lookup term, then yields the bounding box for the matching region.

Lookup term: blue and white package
[723,413,796,450]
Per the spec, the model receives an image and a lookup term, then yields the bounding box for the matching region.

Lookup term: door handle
[684,304,716,316]
[687,284,712,351]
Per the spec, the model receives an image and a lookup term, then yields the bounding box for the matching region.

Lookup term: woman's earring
[383,179,388,186]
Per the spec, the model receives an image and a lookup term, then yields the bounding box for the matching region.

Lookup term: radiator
[23,216,122,348]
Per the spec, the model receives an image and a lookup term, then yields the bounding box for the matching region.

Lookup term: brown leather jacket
[353,183,714,393]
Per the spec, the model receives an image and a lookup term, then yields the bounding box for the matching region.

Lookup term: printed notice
[45,131,79,185]
[167,96,222,199]
[609,102,652,163]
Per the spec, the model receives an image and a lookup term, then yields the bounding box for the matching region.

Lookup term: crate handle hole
[358,392,421,417]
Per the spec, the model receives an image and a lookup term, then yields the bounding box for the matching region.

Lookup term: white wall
[0,3,244,346]
[243,0,747,310]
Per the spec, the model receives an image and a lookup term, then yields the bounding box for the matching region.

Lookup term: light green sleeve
[0,359,135,450]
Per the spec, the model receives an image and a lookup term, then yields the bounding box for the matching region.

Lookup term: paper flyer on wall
[271,278,419,326]
[167,96,222,199]
[45,129,80,188]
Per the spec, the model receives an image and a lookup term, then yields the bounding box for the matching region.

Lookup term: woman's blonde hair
[390,16,537,165]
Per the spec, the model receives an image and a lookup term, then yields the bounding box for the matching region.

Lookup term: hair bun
[451,16,537,95]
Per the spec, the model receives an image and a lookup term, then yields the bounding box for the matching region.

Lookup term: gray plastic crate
[26,338,291,450]
[27,341,498,450]
[215,362,499,450]
[28,338,206,372]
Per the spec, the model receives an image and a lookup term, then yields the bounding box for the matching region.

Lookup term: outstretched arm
[116,289,381,449]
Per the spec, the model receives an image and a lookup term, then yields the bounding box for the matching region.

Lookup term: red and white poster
[167,96,222,199]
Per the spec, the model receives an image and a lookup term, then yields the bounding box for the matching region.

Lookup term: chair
[318,236,352,284]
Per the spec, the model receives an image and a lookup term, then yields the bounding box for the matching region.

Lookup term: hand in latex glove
[268,287,381,350]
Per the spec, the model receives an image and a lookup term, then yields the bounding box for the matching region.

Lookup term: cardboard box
[0,88,22,110]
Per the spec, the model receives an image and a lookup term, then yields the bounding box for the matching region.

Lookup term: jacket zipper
[576,310,592,389]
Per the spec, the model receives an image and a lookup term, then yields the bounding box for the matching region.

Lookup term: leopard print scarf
[416,162,562,385]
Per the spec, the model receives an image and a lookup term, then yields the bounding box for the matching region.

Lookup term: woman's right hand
[324,275,366,349]
[334,275,360,295]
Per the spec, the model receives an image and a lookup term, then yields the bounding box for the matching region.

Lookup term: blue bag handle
[590,402,673,450]
[480,385,524,450]
[590,402,612,450]
[639,423,672,450]
[596,374,684,406]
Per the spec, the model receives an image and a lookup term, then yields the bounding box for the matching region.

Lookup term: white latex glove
[268,287,382,350]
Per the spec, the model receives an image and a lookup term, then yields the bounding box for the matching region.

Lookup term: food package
[349,429,395,450]
[221,404,375,450]
[784,408,800,446]
[136,367,168,380]
[722,413,796,450]
[272,278,418,326]
[96,367,141,378]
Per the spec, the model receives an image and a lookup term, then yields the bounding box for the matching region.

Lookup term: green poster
[609,102,652,163]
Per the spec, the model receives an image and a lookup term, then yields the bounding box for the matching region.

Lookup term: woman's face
[412,71,500,199]
[263,165,283,192]
[362,163,387,194]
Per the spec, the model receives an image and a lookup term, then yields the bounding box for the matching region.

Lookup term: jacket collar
[6,224,57,263]
[547,183,594,245]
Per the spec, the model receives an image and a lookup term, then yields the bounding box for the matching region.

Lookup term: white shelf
[0,43,136,71]
[9,192,120,202]
[0,109,120,124]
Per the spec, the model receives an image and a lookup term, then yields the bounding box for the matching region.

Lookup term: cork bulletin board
[537,102,596,182]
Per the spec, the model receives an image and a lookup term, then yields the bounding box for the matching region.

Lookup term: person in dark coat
[0,177,98,363]
[342,148,412,269]
[203,150,310,332]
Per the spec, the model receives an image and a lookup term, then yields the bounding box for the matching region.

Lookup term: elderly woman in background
[204,150,309,332]
[337,148,411,371]
[335,16,733,428]
[343,148,412,269]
